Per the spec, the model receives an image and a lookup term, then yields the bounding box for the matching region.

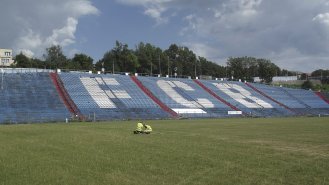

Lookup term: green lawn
[0,117,329,185]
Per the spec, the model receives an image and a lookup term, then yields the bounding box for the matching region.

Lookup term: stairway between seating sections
[193,79,246,116]
[50,72,83,120]
[130,76,178,118]
[245,82,297,115]
[315,92,329,104]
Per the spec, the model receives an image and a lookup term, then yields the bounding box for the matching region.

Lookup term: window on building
[1,59,10,65]
[4,52,11,56]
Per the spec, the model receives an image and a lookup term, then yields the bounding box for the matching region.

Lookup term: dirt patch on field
[243,139,329,157]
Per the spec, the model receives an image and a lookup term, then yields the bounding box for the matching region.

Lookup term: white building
[0,49,14,67]
[272,76,298,82]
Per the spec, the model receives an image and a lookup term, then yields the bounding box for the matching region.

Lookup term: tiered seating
[229,81,295,117]
[136,77,236,118]
[0,73,70,124]
[198,80,292,117]
[173,78,235,117]
[103,75,169,118]
[251,83,305,108]
[323,92,329,101]
[2,71,328,123]
[316,92,329,104]
[282,87,329,115]
[252,83,322,115]
[59,73,169,120]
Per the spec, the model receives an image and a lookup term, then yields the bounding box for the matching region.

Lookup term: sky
[1,0,329,73]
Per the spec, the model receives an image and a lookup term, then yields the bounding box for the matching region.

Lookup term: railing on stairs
[245,82,297,115]
[130,76,178,118]
[50,73,84,120]
[193,79,246,116]
[315,92,329,104]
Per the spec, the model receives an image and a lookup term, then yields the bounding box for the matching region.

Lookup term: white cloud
[182,42,225,64]
[124,0,329,72]
[116,0,172,6]
[270,48,329,72]
[176,0,329,72]
[180,14,199,36]
[0,0,99,57]
[313,13,329,25]
[45,17,78,47]
[64,0,99,17]
[144,6,168,24]
[116,0,172,24]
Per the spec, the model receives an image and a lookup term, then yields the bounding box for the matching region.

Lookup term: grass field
[0,117,329,185]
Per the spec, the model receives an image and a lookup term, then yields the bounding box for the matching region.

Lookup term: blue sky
[71,1,184,61]
[1,0,329,72]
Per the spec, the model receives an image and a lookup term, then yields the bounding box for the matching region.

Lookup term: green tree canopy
[96,41,139,73]
[301,80,314,90]
[227,57,279,83]
[43,45,68,69]
[135,42,162,75]
[14,52,31,68]
[165,44,201,78]
[311,69,329,78]
[13,41,328,84]
[69,53,93,71]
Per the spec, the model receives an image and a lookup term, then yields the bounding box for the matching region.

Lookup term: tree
[164,44,199,77]
[31,58,45,69]
[300,73,308,80]
[199,57,226,78]
[43,45,68,69]
[227,57,245,80]
[279,69,295,76]
[227,57,259,81]
[301,80,314,90]
[311,69,329,79]
[70,54,93,70]
[96,41,139,73]
[176,46,197,77]
[164,44,179,76]
[13,53,43,68]
[258,59,278,83]
[135,42,163,75]
[226,57,279,83]
[14,52,31,68]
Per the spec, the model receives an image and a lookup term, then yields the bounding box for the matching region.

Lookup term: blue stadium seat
[0,73,71,124]
[2,71,328,123]
[59,73,170,121]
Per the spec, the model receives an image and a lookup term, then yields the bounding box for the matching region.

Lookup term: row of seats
[137,77,235,118]
[59,73,169,121]
[1,72,328,123]
[251,83,329,115]
[0,73,71,123]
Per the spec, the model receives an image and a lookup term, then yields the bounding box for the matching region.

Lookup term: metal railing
[0,68,54,73]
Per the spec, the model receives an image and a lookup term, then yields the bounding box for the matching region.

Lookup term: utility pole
[112,60,114,74]
[158,54,161,76]
[150,60,153,76]
[167,56,169,77]
[194,60,197,78]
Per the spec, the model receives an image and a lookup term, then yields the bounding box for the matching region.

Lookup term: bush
[301,80,314,90]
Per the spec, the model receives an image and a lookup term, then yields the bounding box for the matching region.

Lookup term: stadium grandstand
[0,69,329,124]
